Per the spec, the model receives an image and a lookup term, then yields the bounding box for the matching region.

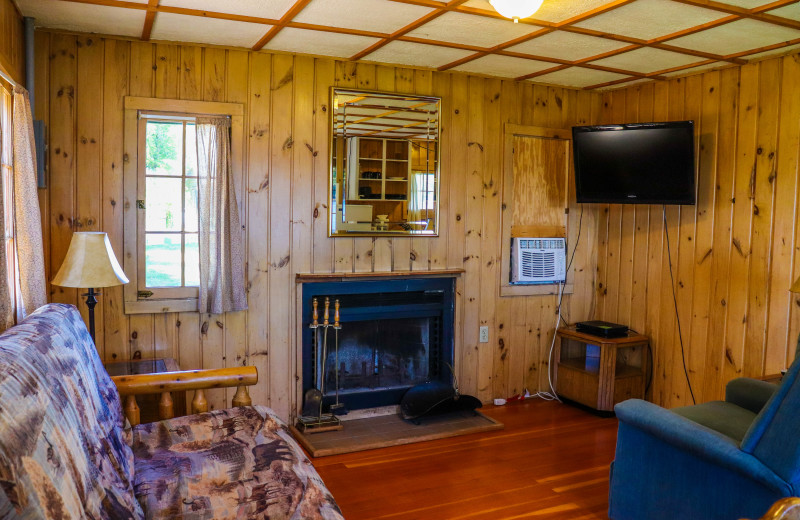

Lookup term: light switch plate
[479,326,489,343]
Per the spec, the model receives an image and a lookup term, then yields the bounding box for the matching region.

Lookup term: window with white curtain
[122,96,244,314]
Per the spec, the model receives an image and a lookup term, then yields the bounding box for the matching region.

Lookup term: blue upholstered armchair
[609,355,800,520]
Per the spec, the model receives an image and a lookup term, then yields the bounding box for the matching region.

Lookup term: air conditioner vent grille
[512,238,566,284]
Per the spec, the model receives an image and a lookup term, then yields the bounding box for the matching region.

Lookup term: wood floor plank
[314,400,617,520]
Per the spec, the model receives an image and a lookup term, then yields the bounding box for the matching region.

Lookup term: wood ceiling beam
[252,0,313,51]
[140,0,159,41]
[349,0,470,61]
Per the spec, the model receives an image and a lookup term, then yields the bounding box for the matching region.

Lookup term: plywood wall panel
[37,32,602,421]
[598,52,800,409]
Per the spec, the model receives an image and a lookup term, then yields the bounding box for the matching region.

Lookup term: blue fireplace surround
[301,277,455,411]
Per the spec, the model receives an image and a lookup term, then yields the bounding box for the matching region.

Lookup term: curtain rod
[0,69,18,88]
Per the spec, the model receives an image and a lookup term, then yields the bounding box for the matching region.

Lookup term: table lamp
[51,232,129,343]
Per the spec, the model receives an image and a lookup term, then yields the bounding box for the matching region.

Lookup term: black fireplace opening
[301,277,455,411]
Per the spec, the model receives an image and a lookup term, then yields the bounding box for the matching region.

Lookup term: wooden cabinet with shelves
[554,328,648,412]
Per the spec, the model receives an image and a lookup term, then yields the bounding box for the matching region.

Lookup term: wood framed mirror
[328,88,441,237]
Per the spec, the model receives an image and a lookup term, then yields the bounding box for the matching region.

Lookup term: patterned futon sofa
[0,304,343,519]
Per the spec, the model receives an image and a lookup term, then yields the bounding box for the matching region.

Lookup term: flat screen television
[572,121,696,205]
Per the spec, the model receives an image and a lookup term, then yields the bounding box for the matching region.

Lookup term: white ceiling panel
[294,0,434,34]
[507,30,632,61]
[19,0,145,37]
[532,66,630,88]
[662,61,725,76]
[590,47,705,73]
[713,0,770,7]
[669,18,800,57]
[453,54,553,78]
[768,3,800,21]
[151,12,269,48]
[574,0,726,40]
[159,0,297,20]
[265,27,380,57]
[365,40,475,69]
[405,11,542,48]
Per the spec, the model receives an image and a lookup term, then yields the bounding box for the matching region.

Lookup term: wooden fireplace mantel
[295,269,465,284]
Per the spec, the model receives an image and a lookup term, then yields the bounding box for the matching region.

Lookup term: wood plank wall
[0,0,24,84]
[34,30,601,421]
[596,51,800,409]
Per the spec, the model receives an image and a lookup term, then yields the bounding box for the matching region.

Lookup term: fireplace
[301,277,456,411]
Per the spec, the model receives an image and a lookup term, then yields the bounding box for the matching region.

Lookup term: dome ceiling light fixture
[489,0,545,22]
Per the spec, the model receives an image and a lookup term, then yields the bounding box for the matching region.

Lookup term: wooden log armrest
[111,366,258,426]
[749,498,800,520]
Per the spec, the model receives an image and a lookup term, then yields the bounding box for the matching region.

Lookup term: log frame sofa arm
[111,366,258,426]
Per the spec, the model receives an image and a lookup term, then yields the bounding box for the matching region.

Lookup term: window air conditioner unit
[511,237,566,284]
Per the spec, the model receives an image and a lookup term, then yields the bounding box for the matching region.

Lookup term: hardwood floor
[313,399,618,520]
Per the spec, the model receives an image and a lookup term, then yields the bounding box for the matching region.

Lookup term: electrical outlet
[479,326,489,343]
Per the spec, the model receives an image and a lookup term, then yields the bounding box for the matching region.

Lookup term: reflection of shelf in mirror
[386,177,406,182]
[358,178,383,181]
[358,157,381,161]
[348,197,404,202]
[385,159,409,162]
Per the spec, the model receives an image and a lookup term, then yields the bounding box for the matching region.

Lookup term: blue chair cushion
[672,401,757,443]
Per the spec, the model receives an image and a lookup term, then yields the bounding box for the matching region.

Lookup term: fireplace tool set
[297,297,346,433]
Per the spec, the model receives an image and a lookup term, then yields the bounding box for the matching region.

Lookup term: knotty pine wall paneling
[0,0,23,84]
[596,52,800,409]
[35,30,601,421]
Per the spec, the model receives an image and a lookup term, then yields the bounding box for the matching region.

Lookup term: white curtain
[12,87,47,319]
[0,87,11,330]
[196,116,247,314]
[408,172,423,223]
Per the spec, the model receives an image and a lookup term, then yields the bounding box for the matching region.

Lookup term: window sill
[124,298,197,314]
[500,283,574,297]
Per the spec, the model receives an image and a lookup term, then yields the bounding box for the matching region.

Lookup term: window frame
[137,114,199,300]
[123,97,244,315]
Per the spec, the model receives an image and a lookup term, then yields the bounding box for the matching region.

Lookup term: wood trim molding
[123,96,244,115]
[140,0,159,41]
[350,0,470,61]
[252,0,314,51]
[295,269,465,283]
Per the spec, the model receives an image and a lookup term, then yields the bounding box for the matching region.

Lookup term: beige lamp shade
[52,232,129,288]
[791,276,800,294]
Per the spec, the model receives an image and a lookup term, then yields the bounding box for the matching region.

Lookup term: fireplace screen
[316,316,440,398]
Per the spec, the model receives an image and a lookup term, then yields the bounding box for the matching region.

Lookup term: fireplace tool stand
[297,297,343,433]
[329,298,348,416]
